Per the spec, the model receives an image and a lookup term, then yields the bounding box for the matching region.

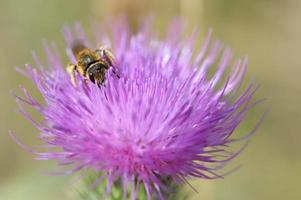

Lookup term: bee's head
[87,62,109,87]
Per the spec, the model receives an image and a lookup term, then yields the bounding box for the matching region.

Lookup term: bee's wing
[71,40,87,56]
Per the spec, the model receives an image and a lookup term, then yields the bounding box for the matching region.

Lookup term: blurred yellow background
[0,0,300,199]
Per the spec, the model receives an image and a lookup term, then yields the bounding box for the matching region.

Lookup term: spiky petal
[12,20,261,200]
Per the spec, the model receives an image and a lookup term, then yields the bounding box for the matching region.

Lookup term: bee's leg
[66,64,77,87]
[103,48,116,66]
[96,46,116,67]
[96,46,120,79]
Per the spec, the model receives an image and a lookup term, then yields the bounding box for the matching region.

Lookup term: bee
[66,41,118,87]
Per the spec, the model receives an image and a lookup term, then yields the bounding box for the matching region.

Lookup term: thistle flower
[11,19,262,200]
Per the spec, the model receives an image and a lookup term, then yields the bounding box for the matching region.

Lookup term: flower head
[12,20,262,199]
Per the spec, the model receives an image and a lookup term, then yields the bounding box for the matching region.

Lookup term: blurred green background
[0,0,300,199]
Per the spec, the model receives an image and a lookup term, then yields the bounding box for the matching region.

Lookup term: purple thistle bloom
[12,19,262,200]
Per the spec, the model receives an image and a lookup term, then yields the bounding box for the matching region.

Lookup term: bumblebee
[66,41,118,87]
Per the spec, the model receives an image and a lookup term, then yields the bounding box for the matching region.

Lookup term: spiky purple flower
[12,20,262,200]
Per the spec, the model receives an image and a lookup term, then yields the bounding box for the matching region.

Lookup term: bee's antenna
[112,69,120,79]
